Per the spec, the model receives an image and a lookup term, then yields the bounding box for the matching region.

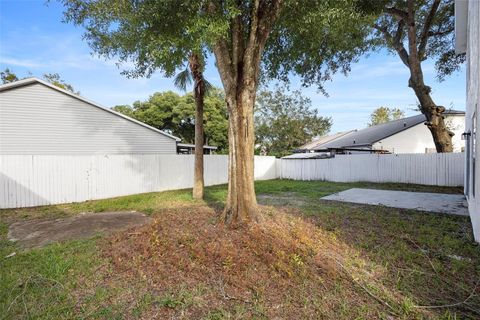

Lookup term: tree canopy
[0,68,19,84]
[255,88,331,157]
[0,68,79,94]
[112,88,229,152]
[61,0,382,222]
[368,106,405,126]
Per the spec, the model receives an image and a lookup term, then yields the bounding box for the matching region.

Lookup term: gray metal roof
[282,152,332,159]
[297,130,356,150]
[314,111,464,150]
[177,143,217,150]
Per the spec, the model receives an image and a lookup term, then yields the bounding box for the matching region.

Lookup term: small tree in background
[255,88,332,157]
[0,68,19,84]
[112,90,229,152]
[43,73,79,94]
[368,106,405,126]
[0,68,78,94]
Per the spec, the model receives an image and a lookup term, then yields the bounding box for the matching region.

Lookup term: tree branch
[418,0,441,60]
[428,27,454,37]
[385,6,408,20]
[244,0,282,79]
[374,21,410,67]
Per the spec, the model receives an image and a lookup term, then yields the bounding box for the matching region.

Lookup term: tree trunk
[210,0,282,224]
[404,0,453,152]
[223,90,258,224]
[189,53,205,199]
[409,81,454,152]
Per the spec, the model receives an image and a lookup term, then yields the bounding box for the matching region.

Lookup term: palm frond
[203,78,214,95]
[174,68,192,91]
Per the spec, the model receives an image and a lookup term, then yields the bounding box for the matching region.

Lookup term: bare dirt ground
[7,211,152,248]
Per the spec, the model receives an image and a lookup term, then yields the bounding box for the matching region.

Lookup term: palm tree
[174,53,212,200]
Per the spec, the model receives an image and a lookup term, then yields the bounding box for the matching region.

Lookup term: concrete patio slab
[8,211,152,249]
[321,188,468,216]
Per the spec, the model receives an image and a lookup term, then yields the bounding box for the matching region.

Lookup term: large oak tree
[366,0,464,152]
[62,0,372,224]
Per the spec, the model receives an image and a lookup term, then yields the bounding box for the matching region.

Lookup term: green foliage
[0,68,78,93]
[112,88,229,152]
[61,0,228,79]
[368,106,405,126]
[111,104,134,118]
[42,73,79,94]
[0,68,19,84]
[263,0,377,93]
[255,88,332,157]
[61,1,381,92]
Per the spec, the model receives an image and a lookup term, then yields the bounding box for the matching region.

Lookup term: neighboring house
[295,130,356,152]
[0,78,180,155]
[455,0,480,242]
[291,111,465,156]
[177,143,217,155]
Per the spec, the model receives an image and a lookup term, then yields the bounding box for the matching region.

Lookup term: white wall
[373,115,465,153]
[463,0,480,242]
[0,83,177,155]
[278,153,464,187]
[0,155,277,209]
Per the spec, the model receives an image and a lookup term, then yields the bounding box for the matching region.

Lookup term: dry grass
[2,180,478,319]
[95,205,445,319]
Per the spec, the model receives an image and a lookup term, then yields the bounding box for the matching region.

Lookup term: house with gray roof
[287,110,465,158]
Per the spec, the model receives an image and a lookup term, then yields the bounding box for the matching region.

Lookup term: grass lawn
[0,179,478,319]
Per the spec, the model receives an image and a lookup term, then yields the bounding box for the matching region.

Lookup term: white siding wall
[0,83,177,155]
[278,153,464,187]
[0,155,277,209]
[372,115,465,153]
[464,0,480,241]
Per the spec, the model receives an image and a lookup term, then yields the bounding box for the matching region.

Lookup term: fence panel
[0,154,277,209]
[278,153,464,187]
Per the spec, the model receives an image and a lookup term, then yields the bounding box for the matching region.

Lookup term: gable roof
[297,130,356,151]
[313,111,465,151]
[0,78,181,141]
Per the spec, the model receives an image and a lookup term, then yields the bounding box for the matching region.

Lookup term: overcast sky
[0,0,466,133]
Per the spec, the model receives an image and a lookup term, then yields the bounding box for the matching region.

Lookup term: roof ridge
[0,78,181,142]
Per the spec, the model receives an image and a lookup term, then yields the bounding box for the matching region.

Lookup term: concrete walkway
[8,211,152,248]
[321,188,468,216]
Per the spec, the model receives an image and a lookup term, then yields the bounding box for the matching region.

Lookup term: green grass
[0,179,478,319]
[0,227,100,319]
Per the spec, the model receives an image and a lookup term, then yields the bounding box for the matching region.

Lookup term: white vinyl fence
[278,153,464,187]
[0,153,464,209]
[0,155,277,209]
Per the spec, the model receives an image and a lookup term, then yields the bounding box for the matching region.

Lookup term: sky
[0,0,467,133]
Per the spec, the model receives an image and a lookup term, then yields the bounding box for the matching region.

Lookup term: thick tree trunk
[404,0,453,153]
[210,0,282,224]
[409,81,454,152]
[223,91,258,224]
[189,53,205,199]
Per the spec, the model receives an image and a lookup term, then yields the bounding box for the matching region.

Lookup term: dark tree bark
[189,53,205,199]
[210,0,282,224]
[376,0,453,152]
